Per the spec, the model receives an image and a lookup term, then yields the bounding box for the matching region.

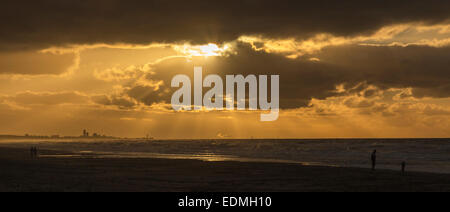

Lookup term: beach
[0,147,449,192]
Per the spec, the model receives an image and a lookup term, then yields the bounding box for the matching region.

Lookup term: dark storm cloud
[1,0,450,51]
[117,43,450,109]
[317,45,450,98]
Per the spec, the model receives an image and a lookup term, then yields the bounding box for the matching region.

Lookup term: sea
[0,138,449,174]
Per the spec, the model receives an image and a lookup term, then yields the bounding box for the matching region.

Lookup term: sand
[0,147,449,192]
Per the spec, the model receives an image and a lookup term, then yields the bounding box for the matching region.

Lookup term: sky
[0,0,449,138]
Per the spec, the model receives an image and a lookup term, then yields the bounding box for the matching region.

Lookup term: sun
[199,44,223,56]
[174,43,232,57]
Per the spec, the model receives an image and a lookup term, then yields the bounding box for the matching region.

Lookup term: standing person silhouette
[371,150,377,171]
[402,161,406,175]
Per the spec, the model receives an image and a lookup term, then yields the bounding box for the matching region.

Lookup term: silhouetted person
[402,161,406,175]
[371,150,377,171]
[30,147,38,159]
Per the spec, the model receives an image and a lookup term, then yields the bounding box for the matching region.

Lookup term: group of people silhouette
[371,149,407,174]
[30,147,39,159]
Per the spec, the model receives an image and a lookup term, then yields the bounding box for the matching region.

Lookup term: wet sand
[0,147,449,192]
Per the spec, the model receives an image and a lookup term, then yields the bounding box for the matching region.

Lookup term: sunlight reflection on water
[39,151,332,167]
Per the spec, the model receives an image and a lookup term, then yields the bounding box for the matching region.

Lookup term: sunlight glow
[173,43,233,57]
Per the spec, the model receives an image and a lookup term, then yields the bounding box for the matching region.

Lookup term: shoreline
[0,147,449,192]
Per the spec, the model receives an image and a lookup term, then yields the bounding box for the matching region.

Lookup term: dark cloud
[91,94,137,108]
[318,45,450,98]
[412,85,450,98]
[125,85,167,106]
[1,0,450,51]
